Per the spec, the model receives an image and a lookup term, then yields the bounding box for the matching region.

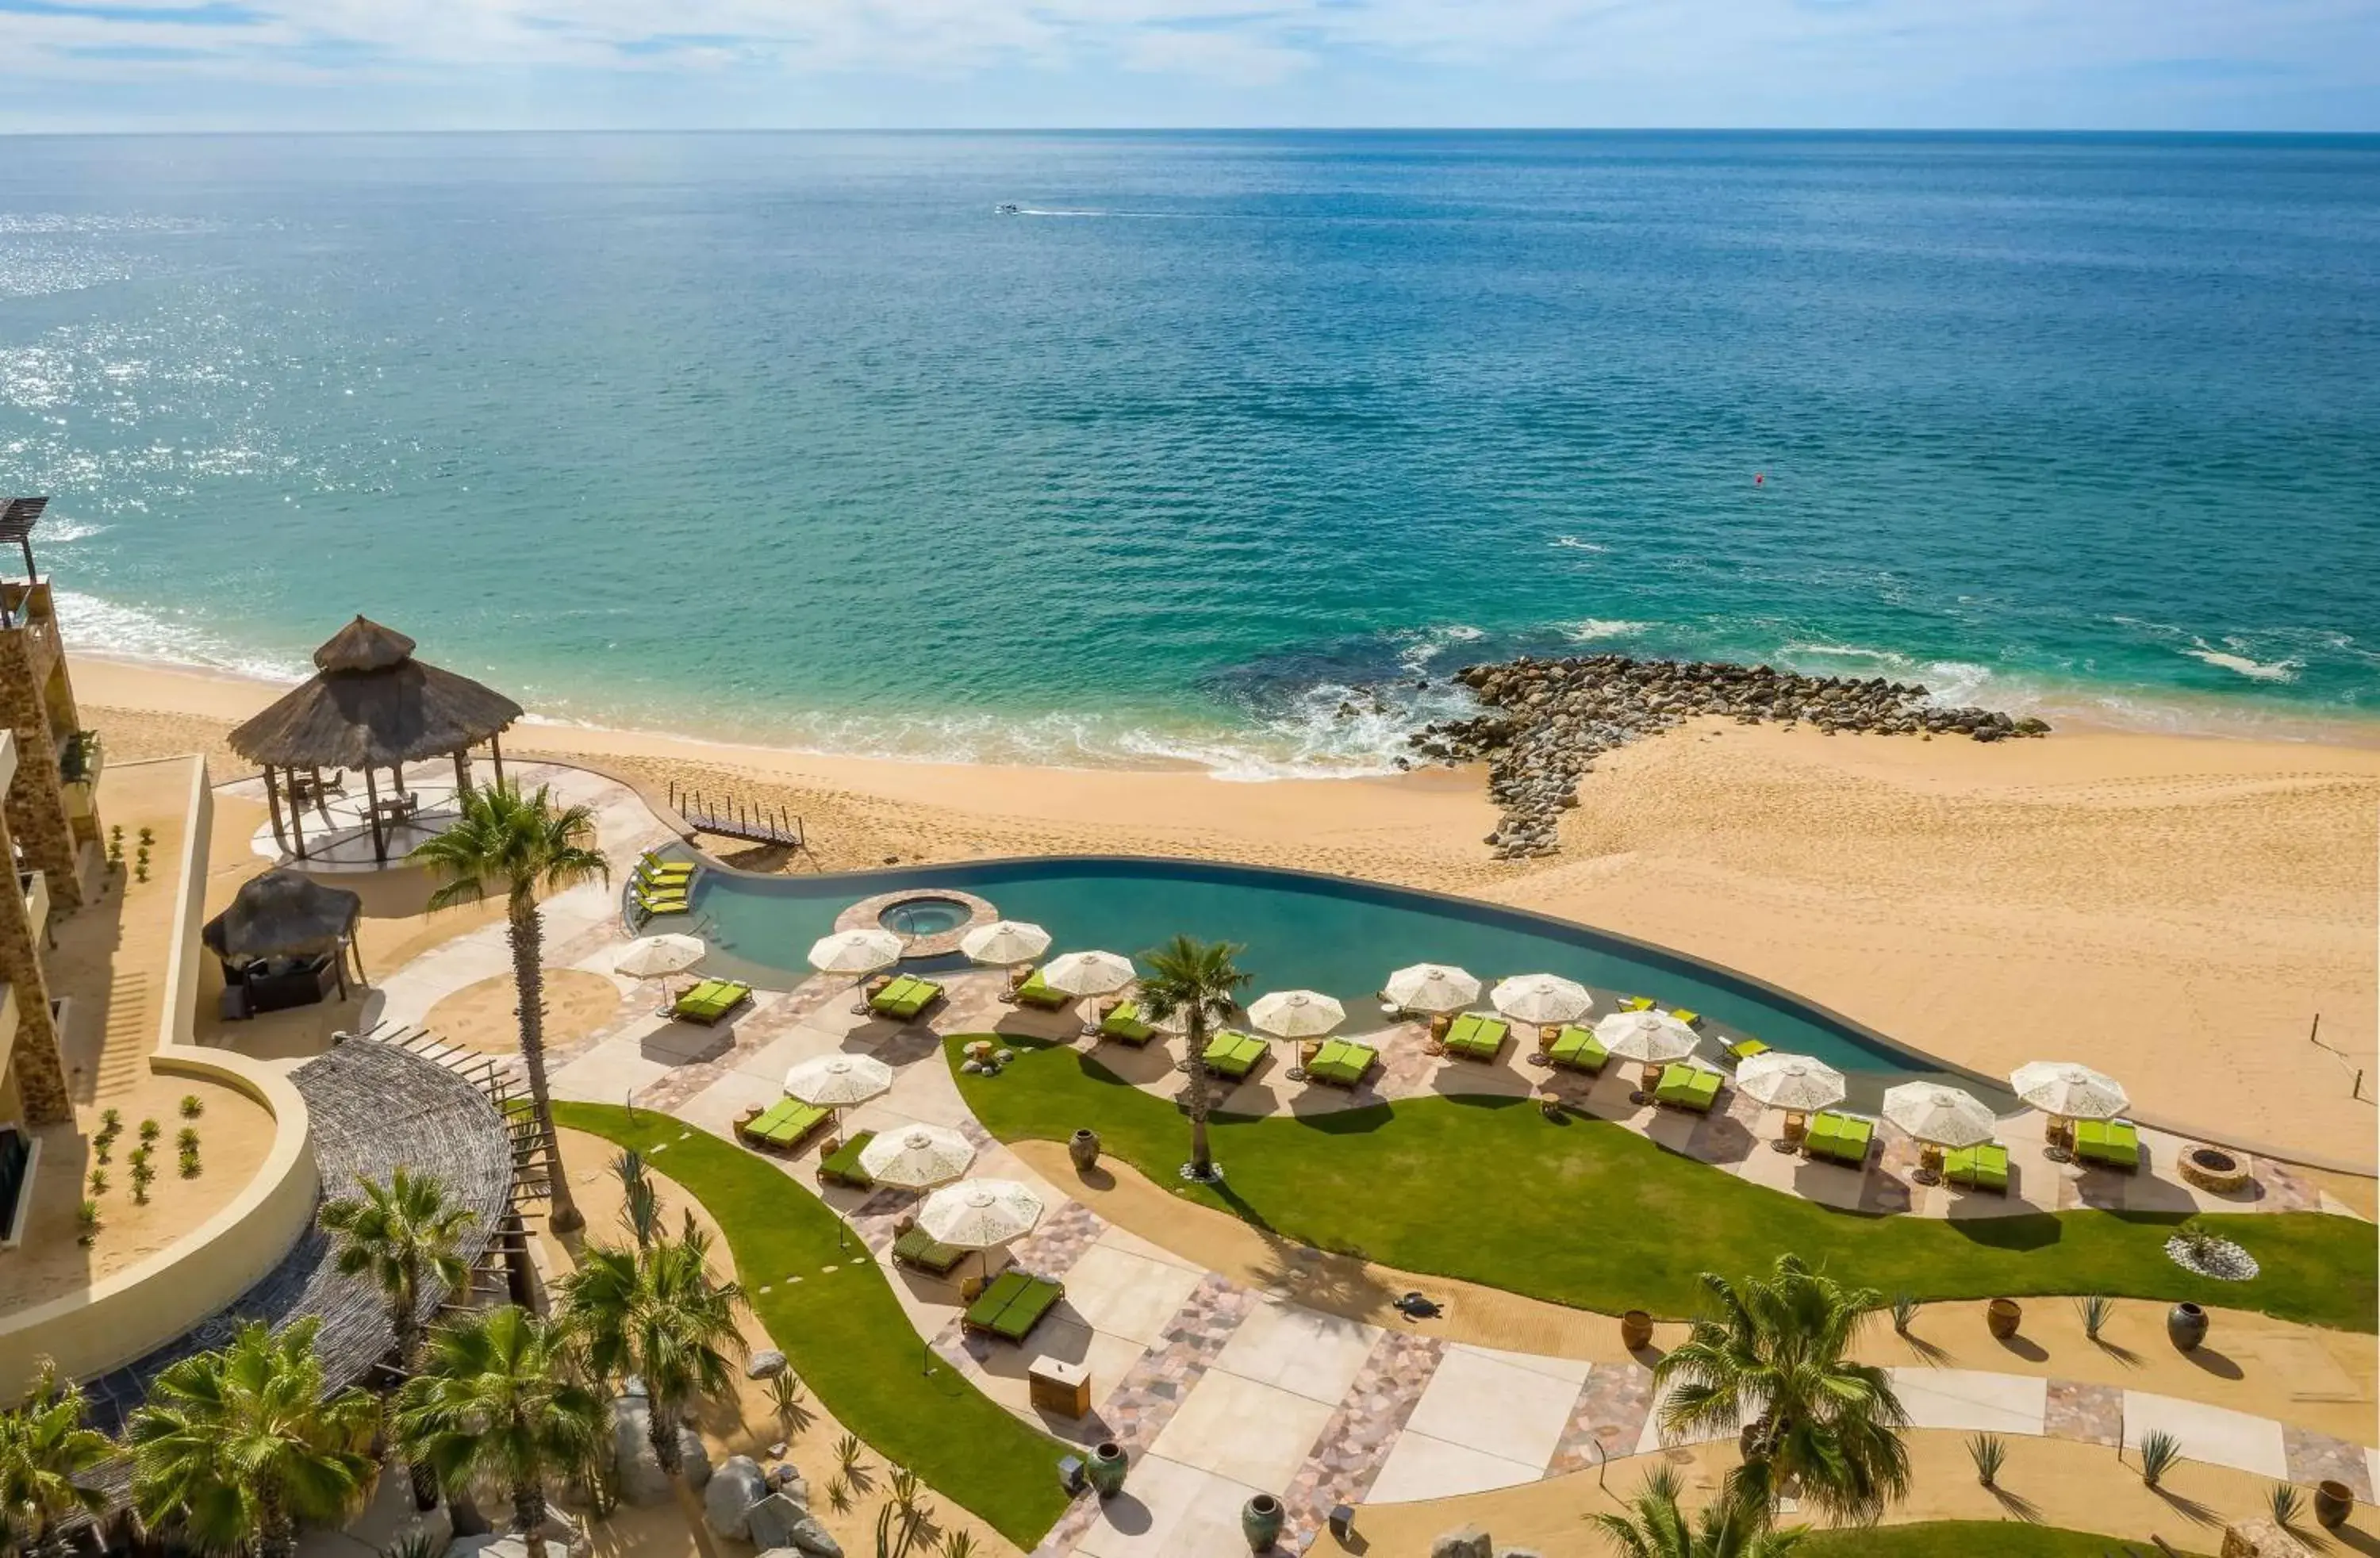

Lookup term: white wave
[1561,619,1651,642]
[49,590,308,684]
[1392,624,1485,671]
[36,519,106,543]
[1015,207,1107,217]
[2182,640,2301,682]
[1549,536,1608,552]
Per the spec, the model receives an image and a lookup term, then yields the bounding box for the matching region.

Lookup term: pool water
[877,897,972,938]
[677,854,1989,1100]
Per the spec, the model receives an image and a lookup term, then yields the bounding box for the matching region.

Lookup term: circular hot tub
[835,887,1001,958]
[879,896,973,939]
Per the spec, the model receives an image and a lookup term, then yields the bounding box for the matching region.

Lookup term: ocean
[4,131,2377,773]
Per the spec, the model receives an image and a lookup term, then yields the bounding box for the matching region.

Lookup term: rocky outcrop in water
[1405,655,2048,860]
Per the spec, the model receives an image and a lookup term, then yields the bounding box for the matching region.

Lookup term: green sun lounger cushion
[1944,1142,2010,1192]
[638,858,695,882]
[739,1098,829,1151]
[1668,1008,1701,1027]
[673,979,751,1023]
[1443,1013,1510,1060]
[1306,1038,1377,1088]
[1013,969,1072,1010]
[869,976,944,1020]
[1725,1037,1770,1063]
[2075,1119,2140,1171]
[1622,996,1655,1012]
[818,1130,877,1188]
[1655,1064,1722,1113]
[1803,1113,1843,1157]
[1202,1030,1267,1079]
[892,1225,967,1276]
[1547,1024,1609,1073]
[962,1271,1064,1341]
[1098,1000,1156,1043]
[633,888,689,916]
[1806,1111,1872,1165]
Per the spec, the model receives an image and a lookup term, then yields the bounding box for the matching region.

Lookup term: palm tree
[412,779,610,1234]
[1653,1253,1911,1523]
[1590,1465,1806,1557]
[129,1318,379,1558]
[1134,935,1250,1181]
[396,1307,605,1558]
[560,1225,743,1491]
[0,1360,111,1556]
[321,1168,478,1509]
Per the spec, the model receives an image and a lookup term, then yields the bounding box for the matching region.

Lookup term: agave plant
[2267,1482,2304,1529]
[2075,1294,2113,1340]
[938,1533,979,1558]
[1967,1432,2006,1488]
[2137,1429,2182,1488]
[833,1431,866,1477]
[766,1371,810,1438]
[1888,1295,1918,1335]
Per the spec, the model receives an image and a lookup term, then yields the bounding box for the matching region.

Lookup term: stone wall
[0,627,87,912]
[0,788,65,1126]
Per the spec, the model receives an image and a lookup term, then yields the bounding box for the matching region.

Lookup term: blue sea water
[3,132,2378,773]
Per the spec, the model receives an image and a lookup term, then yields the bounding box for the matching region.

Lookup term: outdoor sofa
[1803,1111,1875,1166]
[1441,1012,1509,1061]
[1653,1062,1724,1114]
[1546,1023,1608,1074]
[892,1221,969,1277]
[1944,1142,2010,1193]
[1304,1038,1378,1088]
[962,1270,1065,1343]
[672,978,752,1024]
[1098,1000,1157,1045]
[2074,1119,2141,1172]
[1201,1030,1268,1080]
[867,975,946,1022]
[739,1097,830,1153]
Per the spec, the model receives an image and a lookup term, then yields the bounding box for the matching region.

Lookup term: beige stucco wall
[0,758,320,1396]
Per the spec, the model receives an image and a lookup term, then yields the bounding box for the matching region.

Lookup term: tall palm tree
[412,779,610,1234]
[560,1225,743,1491]
[129,1318,379,1558]
[1589,1466,1806,1557]
[0,1360,111,1556]
[396,1307,605,1558]
[1653,1253,1911,1523]
[321,1168,478,1510]
[1134,935,1250,1181]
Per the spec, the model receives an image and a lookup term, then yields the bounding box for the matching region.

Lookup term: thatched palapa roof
[228,616,522,769]
[202,869,362,961]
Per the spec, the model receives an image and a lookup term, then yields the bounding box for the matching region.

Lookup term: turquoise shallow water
[4,132,2378,770]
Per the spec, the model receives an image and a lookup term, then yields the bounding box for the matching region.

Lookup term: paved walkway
[340,766,2374,1556]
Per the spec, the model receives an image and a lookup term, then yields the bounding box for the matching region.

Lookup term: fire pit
[2178,1144,2251,1195]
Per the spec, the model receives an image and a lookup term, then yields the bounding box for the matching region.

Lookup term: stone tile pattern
[1548,1360,1656,1476]
[1009,1199,1110,1282]
[2283,1424,2375,1501]
[1093,1272,1258,1458]
[1277,1329,1448,1555]
[2044,1379,2122,1448]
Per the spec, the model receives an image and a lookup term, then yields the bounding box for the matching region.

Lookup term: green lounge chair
[638,848,695,876]
[962,1271,1065,1343]
[891,1223,967,1276]
[1097,1000,1156,1045]
[817,1130,877,1189]
[1012,969,1072,1011]
[1653,1063,1722,1114]
[1806,1111,1873,1166]
[672,979,752,1024]
[2074,1119,2140,1172]
[1546,1023,1609,1074]
[1668,1008,1702,1027]
[1442,1012,1511,1061]
[632,886,689,918]
[1305,1038,1378,1088]
[868,975,945,1022]
[637,855,695,885]
[1621,996,1656,1012]
[1724,1037,1770,1064]
[1943,1142,2010,1193]
[738,1098,830,1153]
[1201,1030,1267,1080]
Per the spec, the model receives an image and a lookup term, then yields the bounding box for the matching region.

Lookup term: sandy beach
[76,653,2380,1173]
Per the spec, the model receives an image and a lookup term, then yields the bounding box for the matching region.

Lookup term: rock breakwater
[1406,655,2048,860]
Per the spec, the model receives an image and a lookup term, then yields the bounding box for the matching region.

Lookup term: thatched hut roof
[202,869,362,961]
[228,616,522,769]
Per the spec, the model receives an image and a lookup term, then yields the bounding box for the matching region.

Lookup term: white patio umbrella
[1735,1053,1847,1149]
[959,919,1051,968]
[1039,950,1135,997]
[857,1123,977,1192]
[615,932,706,980]
[918,1177,1045,1288]
[1596,1008,1700,1096]
[1491,973,1594,1030]
[1881,1082,2000,1183]
[808,928,903,975]
[785,1053,895,1130]
[2010,1061,2127,1161]
[1248,989,1345,1040]
[1384,962,1481,1015]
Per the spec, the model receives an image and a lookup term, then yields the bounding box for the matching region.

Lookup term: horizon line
[6,125,2380,138]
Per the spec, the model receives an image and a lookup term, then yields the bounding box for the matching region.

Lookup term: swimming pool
[670,854,1993,1103]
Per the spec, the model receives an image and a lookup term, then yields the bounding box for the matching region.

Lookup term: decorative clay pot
[2316,1479,2355,1529]
[1986,1298,2021,1339]
[1085,1441,1128,1499]
[2166,1301,2208,1353]
[1069,1129,1102,1173]
[1620,1310,1655,1351]
[1242,1494,1285,1552]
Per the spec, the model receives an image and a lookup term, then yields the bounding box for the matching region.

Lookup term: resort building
[0,498,105,913]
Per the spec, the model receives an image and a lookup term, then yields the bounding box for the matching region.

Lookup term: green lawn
[551,1103,1072,1547]
[1804,1524,2206,1556]
[953,1035,2377,1332]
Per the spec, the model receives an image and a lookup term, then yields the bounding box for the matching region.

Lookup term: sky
[1,0,2377,132]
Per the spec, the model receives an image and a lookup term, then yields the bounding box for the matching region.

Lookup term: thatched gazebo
[230,616,522,865]
[203,869,365,1014]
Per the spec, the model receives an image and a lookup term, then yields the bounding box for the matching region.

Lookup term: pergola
[228,616,523,865]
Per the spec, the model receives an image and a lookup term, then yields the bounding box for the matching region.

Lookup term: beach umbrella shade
[918,1178,1044,1251]
[856,1124,977,1192]
[2009,1061,2128,1121]
[1594,1008,1700,1065]
[959,919,1051,967]
[784,1053,896,1110]
[1248,989,1345,1040]
[1734,1053,1848,1119]
[1039,950,1136,998]
[808,928,903,976]
[1881,1081,1999,1154]
[615,933,706,980]
[1490,973,1594,1028]
[1384,962,1482,1015]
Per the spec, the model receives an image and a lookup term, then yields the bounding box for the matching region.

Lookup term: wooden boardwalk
[669,781,804,850]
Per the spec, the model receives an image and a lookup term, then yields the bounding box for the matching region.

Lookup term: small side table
[1027,1355,1092,1419]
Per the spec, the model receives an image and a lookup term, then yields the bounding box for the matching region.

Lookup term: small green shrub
[179,1094,204,1119]
[99,1107,121,1131]
[138,1119,160,1144]
[1967,1432,2006,1487]
[176,1126,199,1151]
[2137,1429,2182,1487]
[939,1534,978,1558]
[138,827,155,846]
[1889,1293,1919,1334]
[76,1199,100,1240]
[86,1168,108,1196]
[2077,1292,2114,1339]
[179,1149,202,1179]
[834,1431,866,1475]
[2268,1482,2303,1528]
